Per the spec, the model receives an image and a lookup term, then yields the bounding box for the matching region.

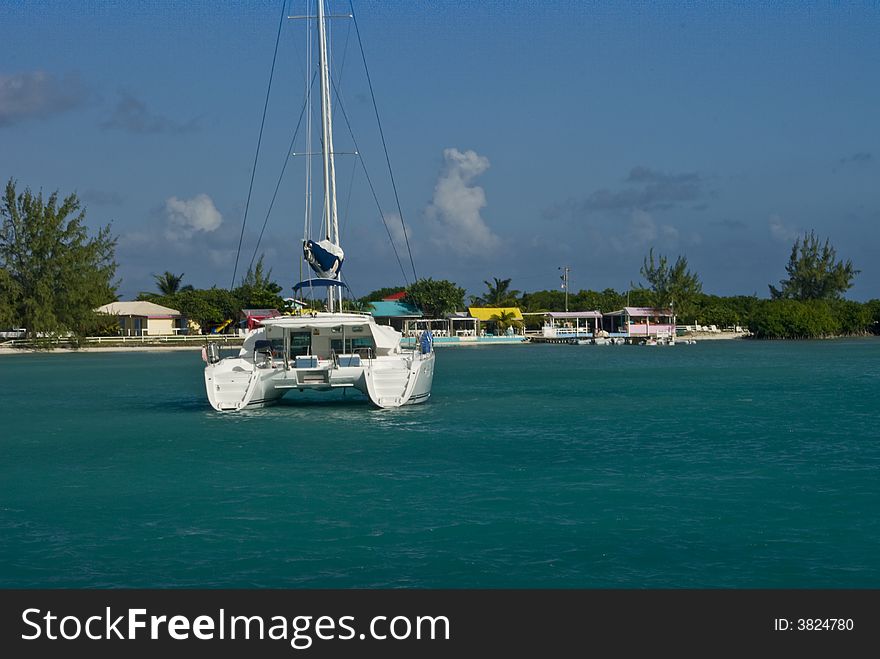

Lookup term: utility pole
[559,266,570,312]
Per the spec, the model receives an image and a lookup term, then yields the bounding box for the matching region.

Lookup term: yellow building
[467,307,524,336]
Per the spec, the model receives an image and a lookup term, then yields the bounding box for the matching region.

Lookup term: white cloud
[768,214,799,243]
[425,148,500,255]
[164,193,223,240]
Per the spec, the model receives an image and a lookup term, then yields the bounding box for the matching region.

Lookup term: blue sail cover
[303,239,344,279]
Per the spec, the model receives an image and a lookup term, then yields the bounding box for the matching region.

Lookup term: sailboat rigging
[202,0,435,411]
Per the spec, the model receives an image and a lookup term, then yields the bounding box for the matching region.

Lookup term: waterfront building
[95,301,185,336]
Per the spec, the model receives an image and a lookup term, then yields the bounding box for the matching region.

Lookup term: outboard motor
[205,342,221,364]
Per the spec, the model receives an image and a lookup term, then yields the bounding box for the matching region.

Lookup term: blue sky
[2,0,878,301]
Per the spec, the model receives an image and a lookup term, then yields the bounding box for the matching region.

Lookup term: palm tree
[489,309,523,334]
[345,298,372,313]
[473,277,520,306]
[154,271,185,296]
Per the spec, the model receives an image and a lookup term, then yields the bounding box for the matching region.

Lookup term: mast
[560,265,570,312]
[316,0,340,311]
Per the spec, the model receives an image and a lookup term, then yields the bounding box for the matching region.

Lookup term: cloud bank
[548,166,706,218]
[0,70,88,126]
[425,148,500,255]
[543,165,706,254]
[605,209,682,252]
[838,152,872,166]
[102,92,198,134]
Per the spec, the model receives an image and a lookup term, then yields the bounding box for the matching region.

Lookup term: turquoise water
[1,339,879,588]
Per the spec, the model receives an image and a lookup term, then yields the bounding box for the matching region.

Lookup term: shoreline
[680,331,750,341]
[0,345,205,355]
[6,331,874,355]
[1,332,749,355]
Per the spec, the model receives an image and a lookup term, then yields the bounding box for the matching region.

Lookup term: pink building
[602,307,675,342]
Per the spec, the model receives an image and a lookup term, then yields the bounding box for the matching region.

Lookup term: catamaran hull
[401,355,434,406]
[204,352,434,411]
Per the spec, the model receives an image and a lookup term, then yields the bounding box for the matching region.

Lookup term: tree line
[0,180,289,340]
[136,257,288,334]
[390,234,879,339]
[2,179,878,341]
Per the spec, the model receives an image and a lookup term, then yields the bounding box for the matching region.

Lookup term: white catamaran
[203,1,434,411]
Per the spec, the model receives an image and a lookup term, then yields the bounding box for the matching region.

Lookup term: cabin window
[348,337,374,353]
[289,331,311,357]
[329,337,375,354]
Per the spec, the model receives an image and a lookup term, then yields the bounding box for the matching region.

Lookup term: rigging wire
[246,72,316,275]
[234,2,413,297]
[336,10,353,86]
[332,4,355,243]
[303,4,314,271]
[330,77,410,286]
[349,0,418,283]
[339,150,357,240]
[230,0,288,289]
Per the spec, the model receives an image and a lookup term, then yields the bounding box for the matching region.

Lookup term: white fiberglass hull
[203,314,434,411]
[205,353,434,411]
